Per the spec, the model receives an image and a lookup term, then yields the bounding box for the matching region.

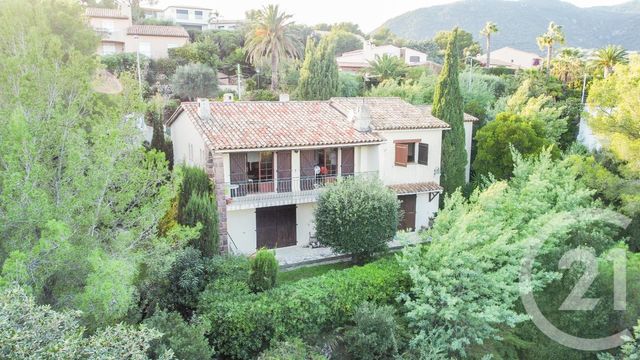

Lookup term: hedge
[197,257,409,359]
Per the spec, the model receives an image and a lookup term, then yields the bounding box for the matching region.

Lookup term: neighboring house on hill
[475,46,543,69]
[85,6,189,59]
[142,6,230,31]
[337,43,440,74]
[166,97,475,255]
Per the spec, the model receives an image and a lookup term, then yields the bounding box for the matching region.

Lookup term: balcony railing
[224,172,377,203]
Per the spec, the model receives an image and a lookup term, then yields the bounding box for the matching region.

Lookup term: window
[246,152,274,182]
[138,42,151,57]
[315,148,338,176]
[194,10,203,19]
[409,55,421,63]
[532,58,541,66]
[395,140,428,166]
[176,9,188,20]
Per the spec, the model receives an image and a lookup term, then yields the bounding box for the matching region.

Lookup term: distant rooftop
[85,7,128,19]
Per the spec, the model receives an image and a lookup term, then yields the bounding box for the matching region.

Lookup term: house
[336,43,439,74]
[85,6,189,59]
[208,19,244,31]
[166,97,476,255]
[141,5,213,31]
[475,47,544,69]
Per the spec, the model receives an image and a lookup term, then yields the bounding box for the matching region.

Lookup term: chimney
[223,93,234,103]
[197,98,210,120]
[279,93,290,102]
[349,104,372,132]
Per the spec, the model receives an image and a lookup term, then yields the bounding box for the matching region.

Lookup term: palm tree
[536,21,565,74]
[366,54,408,82]
[480,21,498,68]
[244,5,302,90]
[551,48,585,87]
[593,45,628,78]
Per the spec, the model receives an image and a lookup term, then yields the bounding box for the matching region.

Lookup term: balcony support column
[207,151,228,254]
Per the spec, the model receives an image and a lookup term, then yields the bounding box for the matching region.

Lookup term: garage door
[256,205,297,249]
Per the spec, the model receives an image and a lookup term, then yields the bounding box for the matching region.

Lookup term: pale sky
[152,0,631,32]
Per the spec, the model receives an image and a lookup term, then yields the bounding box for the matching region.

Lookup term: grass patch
[278,261,352,284]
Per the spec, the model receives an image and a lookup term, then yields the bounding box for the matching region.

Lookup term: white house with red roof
[166,97,476,255]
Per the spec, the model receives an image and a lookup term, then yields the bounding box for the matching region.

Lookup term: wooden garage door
[398,195,416,231]
[256,205,297,249]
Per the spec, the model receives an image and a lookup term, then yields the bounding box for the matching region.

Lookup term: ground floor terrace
[225,188,440,263]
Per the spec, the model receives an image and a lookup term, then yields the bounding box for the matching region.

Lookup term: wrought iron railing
[225,172,377,199]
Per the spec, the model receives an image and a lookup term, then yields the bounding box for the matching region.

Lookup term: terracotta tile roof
[416,105,479,122]
[127,25,189,38]
[330,97,450,130]
[178,101,384,151]
[388,182,443,194]
[85,7,128,19]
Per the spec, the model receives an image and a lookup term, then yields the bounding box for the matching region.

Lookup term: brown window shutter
[418,143,429,165]
[395,143,408,167]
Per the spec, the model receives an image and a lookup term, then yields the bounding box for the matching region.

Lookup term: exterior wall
[124,34,188,59]
[163,6,211,30]
[168,113,207,168]
[88,17,129,55]
[464,122,474,183]
[376,129,444,186]
[227,208,256,254]
[402,47,428,65]
[415,192,439,230]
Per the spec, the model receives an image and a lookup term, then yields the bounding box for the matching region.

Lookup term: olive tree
[171,63,218,100]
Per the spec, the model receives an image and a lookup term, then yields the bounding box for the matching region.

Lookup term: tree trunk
[546,45,552,75]
[270,52,278,91]
[604,66,611,78]
[486,35,491,68]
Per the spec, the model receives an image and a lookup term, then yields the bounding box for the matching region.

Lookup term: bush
[249,249,278,292]
[171,63,218,101]
[315,178,399,263]
[198,257,408,359]
[246,89,279,101]
[144,309,214,360]
[177,166,212,221]
[343,302,401,360]
[101,52,149,76]
[258,338,326,360]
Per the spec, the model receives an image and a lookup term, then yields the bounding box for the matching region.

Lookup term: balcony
[223,172,377,210]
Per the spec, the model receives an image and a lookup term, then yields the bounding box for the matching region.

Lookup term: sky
[152,0,631,32]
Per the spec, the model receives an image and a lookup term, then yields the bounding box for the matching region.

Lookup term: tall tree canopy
[536,21,565,74]
[432,28,467,197]
[480,21,498,67]
[593,44,628,78]
[296,37,340,100]
[244,4,302,90]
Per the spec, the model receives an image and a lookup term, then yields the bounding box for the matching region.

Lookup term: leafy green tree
[0,286,164,359]
[144,309,214,360]
[339,72,364,97]
[296,37,339,100]
[327,29,363,55]
[406,39,442,63]
[593,45,628,78]
[480,21,499,67]
[400,150,619,358]
[367,53,408,83]
[314,178,399,264]
[343,302,401,360]
[433,29,481,59]
[248,248,278,292]
[258,338,326,360]
[370,26,398,46]
[170,63,218,101]
[432,28,467,196]
[551,48,586,88]
[182,192,219,257]
[473,112,552,179]
[0,0,173,325]
[536,21,565,74]
[244,4,302,90]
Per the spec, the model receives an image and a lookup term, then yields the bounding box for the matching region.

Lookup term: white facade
[143,6,212,31]
[168,99,474,255]
[337,44,430,73]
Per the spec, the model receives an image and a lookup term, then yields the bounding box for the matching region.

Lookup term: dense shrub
[248,249,278,292]
[257,338,326,360]
[246,89,279,101]
[101,52,149,76]
[177,166,212,221]
[144,309,214,360]
[315,178,399,263]
[198,258,408,359]
[343,302,401,360]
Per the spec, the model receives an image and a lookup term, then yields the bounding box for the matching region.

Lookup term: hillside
[381,0,640,52]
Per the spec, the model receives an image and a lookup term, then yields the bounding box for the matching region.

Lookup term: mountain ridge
[380,0,640,52]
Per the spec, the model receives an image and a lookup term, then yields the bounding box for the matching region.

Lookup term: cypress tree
[177,167,213,224]
[296,37,339,100]
[182,191,219,257]
[432,28,467,199]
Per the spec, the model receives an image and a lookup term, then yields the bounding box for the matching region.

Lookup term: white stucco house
[166,97,476,255]
[337,43,439,74]
[474,47,544,70]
